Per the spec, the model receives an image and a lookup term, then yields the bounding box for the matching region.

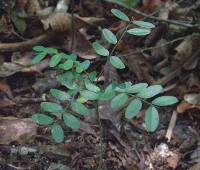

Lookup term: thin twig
[121,34,200,57]
[70,0,75,52]
[0,32,55,52]
[129,8,199,28]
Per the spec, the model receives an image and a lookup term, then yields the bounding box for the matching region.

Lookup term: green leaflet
[110,56,125,69]
[133,21,155,29]
[60,59,74,70]
[63,113,80,129]
[80,90,99,100]
[137,85,163,99]
[40,102,63,113]
[126,83,148,93]
[152,96,178,106]
[49,53,62,67]
[51,123,64,143]
[127,28,151,36]
[57,72,78,90]
[50,89,70,101]
[111,8,130,21]
[32,113,54,125]
[92,42,109,56]
[71,101,91,115]
[84,79,100,92]
[145,106,159,132]
[111,93,128,110]
[125,99,142,119]
[32,45,45,52]
[32,52,47,64]
[102,28,117,44]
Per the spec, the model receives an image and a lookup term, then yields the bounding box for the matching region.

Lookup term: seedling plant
[32,9,178,143]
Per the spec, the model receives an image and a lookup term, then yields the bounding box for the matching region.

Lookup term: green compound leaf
[102,28,118,44]
[63,113,80,129]
[32,113,54,125]
[50,88,70,101]
[49,53,62,67]
[145,106,159,132]
[126,83,148,93]
[85,79,100,93]
[71,101,91,115]
[137,85,163,99]
[92,42,109,56]
[51,123,64,143]
[80,90,99,100]
[32,52,47,64]
[111,8,130,21]
[60,59,74,70]
[133,21,155,29]
[32,45,45,52]
[111,93,128,110]
[127,28,151,36]
[110,56,125,69]
[40,102,63,113]
[152,96,178,106]
[125,99,142,119]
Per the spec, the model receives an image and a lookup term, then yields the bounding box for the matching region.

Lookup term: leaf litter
[0,0,200,169]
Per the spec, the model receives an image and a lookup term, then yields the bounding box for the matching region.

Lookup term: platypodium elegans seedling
[32,9,178,143]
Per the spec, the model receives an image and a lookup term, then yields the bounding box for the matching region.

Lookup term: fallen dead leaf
[64,31,98,59]
[0,58,49,77]
[176,101,200,113]
[0,80,13,98]
[0,117,37,144]
[166,152,180,169]
[0,62,23,77]
[184,93,200,105]
[41,11,104,33]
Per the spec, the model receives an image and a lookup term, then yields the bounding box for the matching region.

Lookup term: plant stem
[110,21,132,56]
[96,101,104,170]
[97,21,132,81]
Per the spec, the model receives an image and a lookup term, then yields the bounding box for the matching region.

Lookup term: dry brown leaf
[41,11,104,33]
[0,62,23,77]
[0,57,49,77]
[41,12,72,32]
[26,0,41,16]
[174,36,193,63]
[184,93,200,105]
[66,31,97,59]
[0,117,37,144]
[0,80,13,98]
[176,101,200,113]
[166,152,180,169]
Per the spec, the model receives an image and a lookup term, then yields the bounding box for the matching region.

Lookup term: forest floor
[0,0,200,169]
